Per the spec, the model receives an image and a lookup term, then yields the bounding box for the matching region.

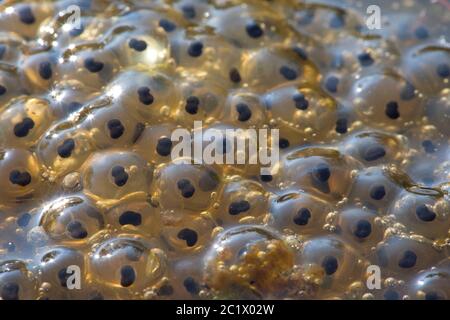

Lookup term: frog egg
[347,166,401,212]
[335,207,384,253]
[203,225,295,298]
[0,148,43,204]
[349,72,424,130]
[46,80,98,119]
[170,34,242,75]
[89,237,167,297]
[323,34,399,75]
[0,3,53,40]
[212,178,268,227]
[173,0,210,24]
[106,200,161,238]
[38,196,105,245]
[263,83,337,144]
[152,162,221,212]
[20,52,58,93]
[168,257,206,299]
[0,203,39,259]
[269,191,332,236]
[0,260,38,300]
[372,235,445,279]
[0,34,24,64]
[241,46,320,91]
[389,191,450,241]
[278,147,360,201]
[341,131,406,167]
[190,123,275,178]
[81,150,152,203]
[103,70,180,124]
[40,14,107,49]
[172,74,228,127]
[15,208,39,233]
[106,29,170,69]
[132,123,182,166]
[217,90,267,128]
[0,70,24,106]
[37,126,95,180]
[297,235,367,297]
[213,2,301,48]
[80,102,145,149]
[160,211,215,256]
[0,97,55,149]
[406,259,450,300]
[370,278,408,300]
[34,246,86,299]
[425,92,450,136]
[291,4,359,43]
[401,45,450,96]
[57,47,120,92]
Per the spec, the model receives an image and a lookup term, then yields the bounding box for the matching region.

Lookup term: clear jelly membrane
[0,0,449,300]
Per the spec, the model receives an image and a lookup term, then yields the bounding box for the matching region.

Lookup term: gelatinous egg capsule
[0,260,38,300]
[20,52,58,93]
[207,3,295,50]
[341,131,406,167]
[152,161,221,212]
[172,74,228,127]
[106,28,170,69]
[132,123,179,165]
[190,123,275,178]
[240,46,320,91]
[0,3,54,39]
[203,225,295,299]
[170,34,241,75]
[80,101,145,149]
[296,235,367,298]
[81,150,153,204]
[218,90,267,128]
[269,191,332,236]
[372,235,445,279]
[0,70,24,106]
[0,34,25,64]
[425,92,450,137]
[160,211,215,256]
[212,177,269,227]
[37,126,95,180]
[406,258,450,300]
[335,207,385,254]
[278,147,360,201]
[263,83,337,145]
[401,44,450,96]
[106,200,161,238]
[57,46,120,92]
[389,191,450,241]
[33,246,87,299]
[46,79,97,120]
[349,71,424,131]
[347,166,401,212]
[38,196,105,245]
[0,148,44,204]
[103,69,180,124]
[166,257,206,299]
[89,237,167,298]
[0,97,55,149]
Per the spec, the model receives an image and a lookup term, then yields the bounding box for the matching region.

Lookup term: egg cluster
[0,0,450,300]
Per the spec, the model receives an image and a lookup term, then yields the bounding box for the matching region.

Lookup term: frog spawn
[0,0,449,300]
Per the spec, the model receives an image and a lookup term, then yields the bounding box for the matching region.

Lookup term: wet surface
[0,0,449,300]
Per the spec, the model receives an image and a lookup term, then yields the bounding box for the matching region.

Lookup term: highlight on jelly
[0,0,449,303]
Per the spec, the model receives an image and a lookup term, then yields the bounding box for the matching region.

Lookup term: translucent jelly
[0,0,449,300]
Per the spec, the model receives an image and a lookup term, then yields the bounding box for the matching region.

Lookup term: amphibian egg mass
[0,0,450,300]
